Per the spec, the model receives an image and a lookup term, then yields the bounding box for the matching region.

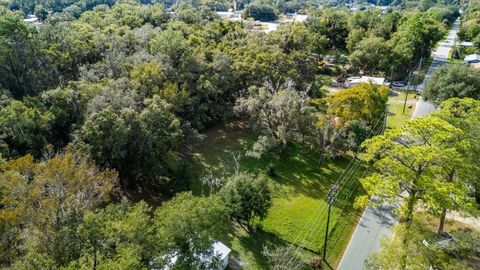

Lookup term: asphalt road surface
[417,18,460,92]
[412,18,460,118]
[337,18,460,270]
[337,198,400,270]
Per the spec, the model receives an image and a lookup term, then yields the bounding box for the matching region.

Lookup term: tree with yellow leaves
[0,151,119,266]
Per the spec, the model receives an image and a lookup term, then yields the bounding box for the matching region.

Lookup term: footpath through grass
[190,122,366,269]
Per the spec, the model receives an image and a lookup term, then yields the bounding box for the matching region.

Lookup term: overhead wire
[278,106,389,268]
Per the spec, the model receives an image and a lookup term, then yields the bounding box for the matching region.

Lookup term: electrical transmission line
[276,106,389,268]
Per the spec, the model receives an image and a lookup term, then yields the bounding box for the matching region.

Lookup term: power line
[278,108,388,268]
[282,159,367,269]
[274,146,366,266]
[286,116,387,268]
[277,138,373,264]
[326,122,388,261]
[323,119,387,261]
[279,108,389,268]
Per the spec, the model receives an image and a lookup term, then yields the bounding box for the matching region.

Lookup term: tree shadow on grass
[191,124,368,267]
[190,122,365,201]
[219,224,290,270]
[269,145,356,200]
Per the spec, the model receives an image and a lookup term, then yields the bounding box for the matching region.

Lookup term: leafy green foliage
[234,82,314,157]
[349,36,392,74]
[324,83,389,126]
[307,8,349,50]
[0,152,119,266]
[0,2,472,269]
[1,161,228,270]
[0,11,37,98]
[458,1,480,44]
[150,29,192,70]
[423,65,480,105]
[0,100,50,157]
[154,192,228,269]
[389,11,445,74]
[221,172,272,227]
[357,115,475,224]
[79,95,184,188]
[432,98,480,205]
[190,124,367,266]
[243,3,278,21]
[366,221,479,270]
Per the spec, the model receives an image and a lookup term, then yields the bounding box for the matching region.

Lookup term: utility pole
[323,183,339,261]
[383,104,389,130]
[402,72,411,114]
[390,66,394,83]
[403,56,422,114]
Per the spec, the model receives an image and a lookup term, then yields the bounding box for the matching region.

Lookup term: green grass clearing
[190,122,366,269]
[387,90,418,129]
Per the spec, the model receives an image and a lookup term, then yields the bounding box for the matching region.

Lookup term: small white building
[345,76,387,87]
[23,15,42,26]
[459,41,474,47]
[216,11,242,21]
[212,241,231,269]
[160,241,231,270]
[23,15,39,23]
[292,14,308,23]
[464,54,480,64]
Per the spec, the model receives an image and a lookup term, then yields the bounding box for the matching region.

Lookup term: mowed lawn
[190,122,366,269]
[387,90,418,128]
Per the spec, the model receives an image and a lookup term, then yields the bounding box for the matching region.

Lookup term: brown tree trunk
[475,180,480,205]
[317,153,324,170]
[438,208,447,234]
[405,190,416,225]
[400,190,417,269]
[93,249,97,270]
[437,170,454,234]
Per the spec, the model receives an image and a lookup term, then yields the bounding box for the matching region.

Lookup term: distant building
[23,15,42,26]
[24,15,38,23]
[292,14,308,22]
[459,41,474,47]
[345,76,387,87]
[464,54,480,64]
[216,11,241,21]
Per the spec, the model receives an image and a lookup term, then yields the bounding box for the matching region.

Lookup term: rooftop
[464,54,480,63]
[349,76,386,86]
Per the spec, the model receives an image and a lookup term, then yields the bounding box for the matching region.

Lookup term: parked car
[391,81,405,88]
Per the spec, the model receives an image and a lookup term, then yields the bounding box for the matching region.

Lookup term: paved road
[411,99,437,119]
[412,18,460,118]
[337,19,460,270]
[418,18,460,91]
[337,198,400,270]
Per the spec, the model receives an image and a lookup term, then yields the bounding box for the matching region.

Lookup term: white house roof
[464,54,480,63]
[212,241,231,260]
[293,14,308,22]
[460,41,474,47]
[24,17,39,23]
[349,76,386,86]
